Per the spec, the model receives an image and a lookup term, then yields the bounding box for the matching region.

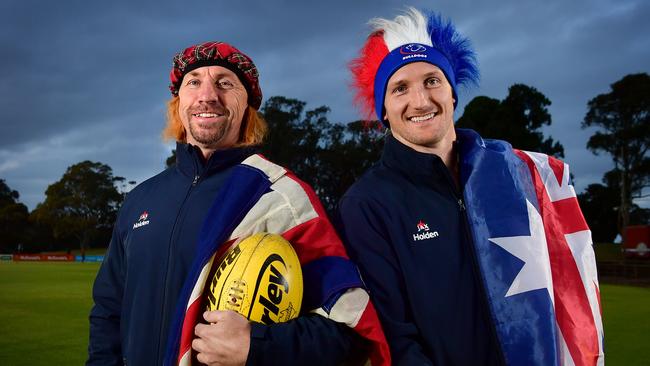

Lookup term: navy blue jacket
[87,143,359,366]
[337,135,503,365]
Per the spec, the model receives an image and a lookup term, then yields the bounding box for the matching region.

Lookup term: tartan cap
[169,41,262,110]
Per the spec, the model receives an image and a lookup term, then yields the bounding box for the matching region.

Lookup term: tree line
[1,73,647,253]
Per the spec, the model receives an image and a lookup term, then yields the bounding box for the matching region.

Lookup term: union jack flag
[163,154,390,366]
[458,128,604,365]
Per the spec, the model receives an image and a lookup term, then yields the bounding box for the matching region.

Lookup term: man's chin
[189,128,225,145]
[193,139,222,148]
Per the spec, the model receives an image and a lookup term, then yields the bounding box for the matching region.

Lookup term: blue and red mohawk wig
[349,7,480,125]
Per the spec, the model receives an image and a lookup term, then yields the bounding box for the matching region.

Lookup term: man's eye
[218,80,234,89]
[186,79,200,86]
[392,85,407,94]
[426,78,440,87]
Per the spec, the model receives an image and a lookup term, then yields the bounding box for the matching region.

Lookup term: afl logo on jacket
[133,211,150,229]
[412,220,439,242]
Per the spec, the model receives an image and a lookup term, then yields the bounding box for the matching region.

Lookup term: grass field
[600,284,650,365]
[0,262,99,365]
[0,262,648,365]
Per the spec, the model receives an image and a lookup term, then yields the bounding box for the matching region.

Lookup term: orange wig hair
[162,97,267,147]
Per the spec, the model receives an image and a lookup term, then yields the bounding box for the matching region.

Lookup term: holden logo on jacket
[413,220,439,241]
[133,211,150,229]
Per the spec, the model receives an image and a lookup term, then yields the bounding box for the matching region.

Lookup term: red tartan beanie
[169,41,263,110]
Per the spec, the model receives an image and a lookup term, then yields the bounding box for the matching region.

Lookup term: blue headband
[373,43,457,125]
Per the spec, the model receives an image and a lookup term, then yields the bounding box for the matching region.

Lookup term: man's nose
[198,82,220,103]
[411,87,432,109]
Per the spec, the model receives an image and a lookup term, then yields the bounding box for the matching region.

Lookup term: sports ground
[0,261,648,365]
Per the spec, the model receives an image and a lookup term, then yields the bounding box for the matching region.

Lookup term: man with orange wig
[87,41,389,366]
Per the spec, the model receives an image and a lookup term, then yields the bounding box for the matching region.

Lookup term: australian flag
[457,129,604,365]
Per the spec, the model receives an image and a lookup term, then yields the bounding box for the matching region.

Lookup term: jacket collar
[381,129,486,179]
[381,133,449,180]
[175,142,258,178]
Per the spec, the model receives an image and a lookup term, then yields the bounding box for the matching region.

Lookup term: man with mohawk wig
[338,7,604,366]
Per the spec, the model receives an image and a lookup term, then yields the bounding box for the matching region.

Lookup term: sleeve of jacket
[86,222,126,366]
[337,195,433,366]
[246,314,366,366]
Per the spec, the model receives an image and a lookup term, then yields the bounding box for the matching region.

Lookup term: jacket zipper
[439,159,506,365]
[155,162,202,363]
[458,199,506,365]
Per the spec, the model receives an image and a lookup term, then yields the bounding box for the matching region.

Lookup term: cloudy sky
[1,0,648,210]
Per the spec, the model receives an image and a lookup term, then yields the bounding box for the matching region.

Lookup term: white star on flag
[489,199,554,301]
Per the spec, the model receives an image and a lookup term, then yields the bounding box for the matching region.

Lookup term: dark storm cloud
[0,1,174,148]
[1,0,648,209]
[0,0,382,147]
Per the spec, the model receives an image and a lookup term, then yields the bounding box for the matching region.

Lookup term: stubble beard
[391,114,456,155]
[189,120,230,148]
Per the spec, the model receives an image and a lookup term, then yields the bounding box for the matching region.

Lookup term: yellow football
[205,233,303,325]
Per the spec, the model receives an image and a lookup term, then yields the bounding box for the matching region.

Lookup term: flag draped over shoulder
[163,154,390,366]
[457,128,604,366]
